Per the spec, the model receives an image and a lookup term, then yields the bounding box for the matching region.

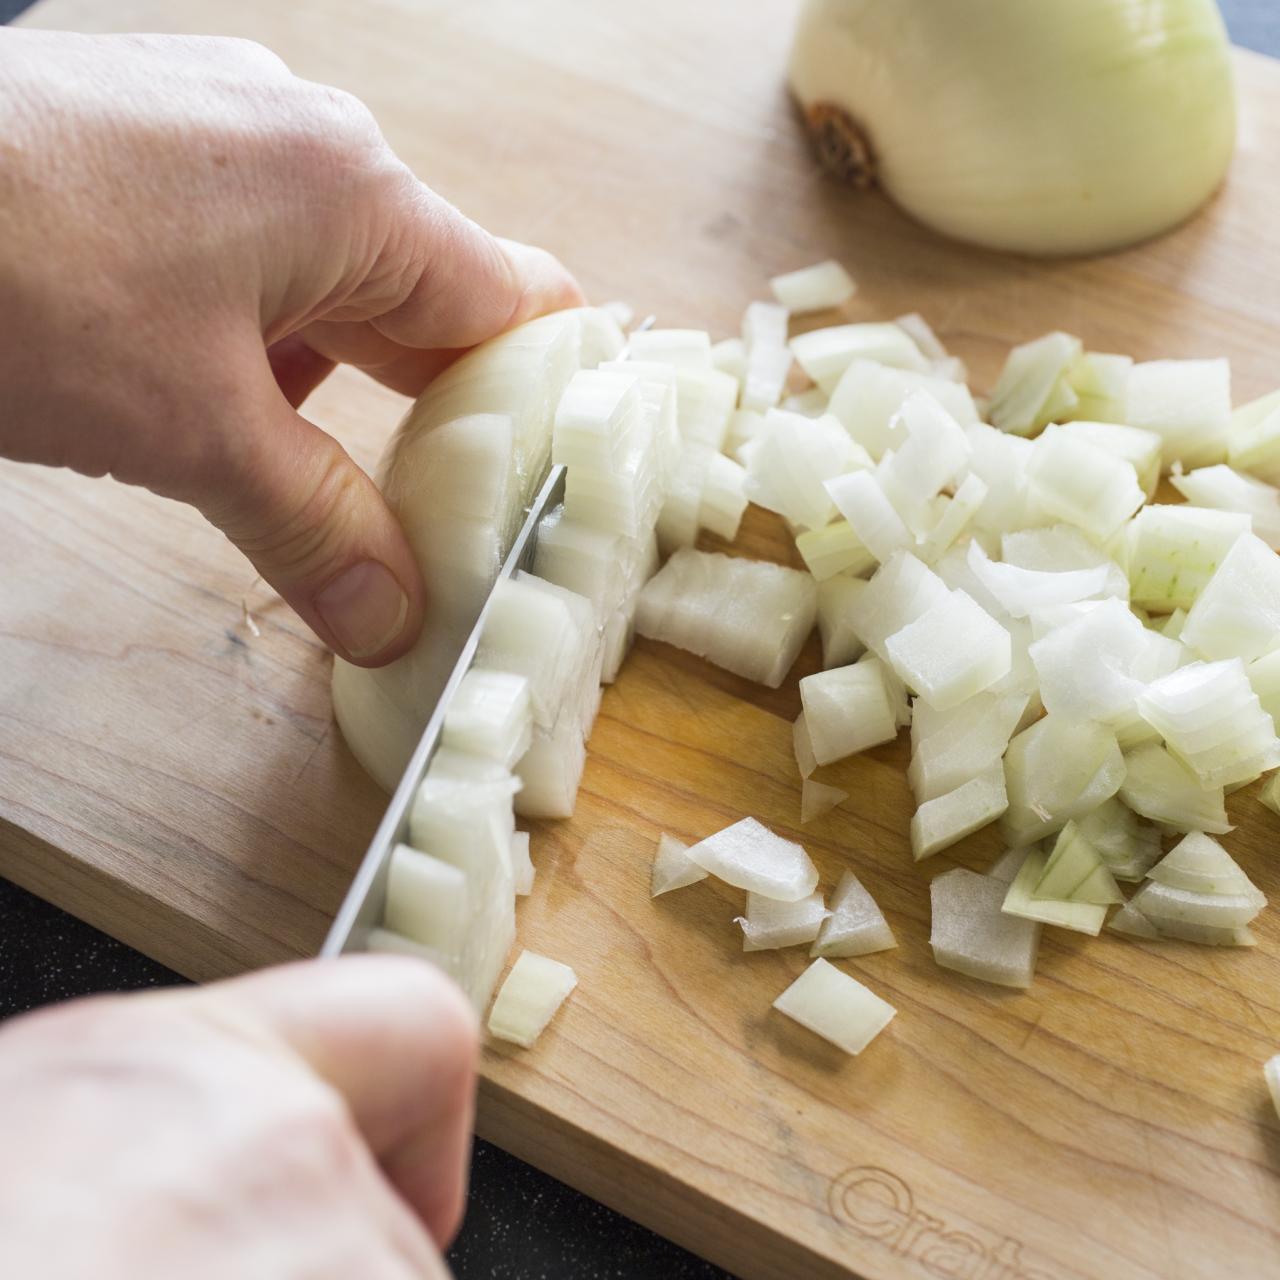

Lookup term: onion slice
[487,950,578,1048]
[772,958,896,1055]
[651,833,708,897]
[683,818,819,902]
[811,871,896,958]
[931,867,1040,988]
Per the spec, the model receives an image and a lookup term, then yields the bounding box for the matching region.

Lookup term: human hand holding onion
[0,27,582,669]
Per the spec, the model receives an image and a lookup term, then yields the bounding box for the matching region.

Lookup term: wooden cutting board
[4,2,1279,1276]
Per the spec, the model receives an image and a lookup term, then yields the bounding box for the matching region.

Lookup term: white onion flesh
[801,779,848,824]
[910,764,1008,861]
[799,660,899,765]
[1026,426,1144,542]
[510,831,535,897]
[824,468,914,563]
[1146,832,1260,898]
[931,867,1039,989]
[1033,822,1123,905]
[790,322,929,394]
[650,833,708,897]
[737,890,830,951]
[811,871,896,957]
[745,409,867,531]
[1119,742,1230,834]
[1067,355,1133,429]
[1003,715,1124,844]
[909,691,1028,803]
[1171,465,1280,550]
[684,818,819,902]
[1076,798,1162,881]
[1228,389,1280,485]
[635,549,817,687]
[772,958,895,1055]
[1181,532,1280,662]
[1128,879,1263,930]
[815,576,869,668]
[769,260,857,313]
[1001,849,1108,936]
[487,950,577,1048]
[384,843,470,957]
[793,713,818,780]
[1058,419,1161,499]
[796,520,876,581]
[988,332,1082,437]
[441,669,533,769]
[1124,358,1231,471]
[845,551,949,663]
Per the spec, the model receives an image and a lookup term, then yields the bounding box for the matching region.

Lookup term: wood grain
[3,2,1280,1277]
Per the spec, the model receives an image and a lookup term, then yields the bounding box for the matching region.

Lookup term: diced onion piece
[674,367,739,448]
[477,573,594,728]
[1001,524,1129,602]
[916,474,988,564]
[877,392,972,531]
[1171,464,1280,550]
[1127,880,1263,929]
[867,650,912,728]
[986,848,1030,884]
[966,540,1110,619]
[737,890,829,950]
[1057,419,1161,499]
[1124,357,1231,471]
[534,507,626,627]
[1026,425,1144,542]
[770,260,856,313]
[711,336,747,382]
[1066,353,1133,426]
[801,779,848,824]
[1033,822,1123,905]
[1161,609,1188,640]
[1028,597,1150,724]
[741,342,794,413]
[1182,532,1280,662]
[908,690,1028,802]
[963,424,1042,535]
[825,470,914,563]
[656,444,714,551]
[743,301,790,352]
[635,549,818,687]
[1003,716,1125,843]
[1123,505,1250,614]
[781,387,829,417]
[793,713,818,780]
[487,950,577,1048]
[699,452,749,541]
[724,407,764,456]
[816,576,869,668]
[746,409,867,531]
[385,843,470,955]
[599,299,634,330]
[1146,831,1262,899]
[885,589,1011,710]
[684,817,819,902]
[1107,901,1162,940]
[772,958,895,1055]
[650,833,709,897]
[845,551,949,662]
[930,868,1040,988]
[1265,1057,1280,1120]
[894,312,952,365]
[910,764,1008,861]
[1136,658,1280,789]
[797,520,877,581]
[626,327,711,370]
[799,660,899,765]
[1227,389,1280,485]
[511,831,535,896]
[552,369,641,470]
[514,714,587,820]
[812,871,896,958]
[828,359,978,460]
[441,669,533,769]
[1247,649,1280,727]
[1119,743,1230,834]
[1076,798,1162,881]
[1001,849,1108,935]
[988,331,1082,436]
[790,322,929,394]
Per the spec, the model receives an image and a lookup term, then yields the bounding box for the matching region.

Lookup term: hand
[0,955,478,1279]
[0,30,583,666]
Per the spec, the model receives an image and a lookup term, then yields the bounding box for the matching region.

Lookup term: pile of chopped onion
[362,257,1278,1077]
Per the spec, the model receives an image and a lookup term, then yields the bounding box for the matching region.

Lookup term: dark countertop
[1,3,1275,1277]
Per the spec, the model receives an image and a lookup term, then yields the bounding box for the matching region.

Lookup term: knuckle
[228,438,364,580]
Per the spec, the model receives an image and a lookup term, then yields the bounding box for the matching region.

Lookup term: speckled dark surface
[2,2,1275,1277]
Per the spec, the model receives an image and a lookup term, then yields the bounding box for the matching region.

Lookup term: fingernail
[314,560,410,660]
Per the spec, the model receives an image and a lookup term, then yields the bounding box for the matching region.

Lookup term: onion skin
[788,0,1237,256]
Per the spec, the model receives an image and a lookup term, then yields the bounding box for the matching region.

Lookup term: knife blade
[321,463,568,957]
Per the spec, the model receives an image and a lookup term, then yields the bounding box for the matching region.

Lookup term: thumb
[185,954,480,1246]
[200,370,426,667]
